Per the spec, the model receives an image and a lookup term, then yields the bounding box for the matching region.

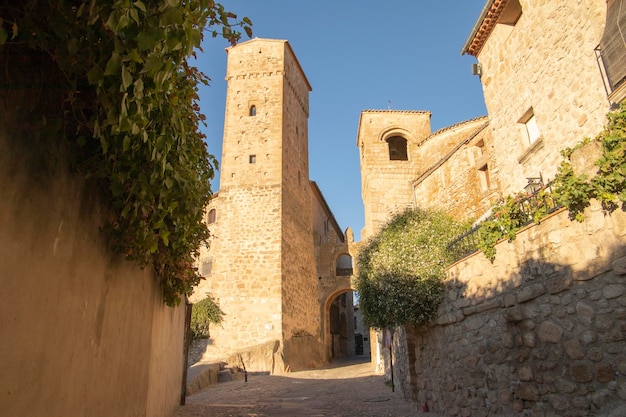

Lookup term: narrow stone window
[249,105,256,116]
[249,154,256,164]
[476,139,485,155]
[519,109,541,145]
[207,208,216,224]
[386,136,408,161]
[478,164,491,191]
[498,0,522,26]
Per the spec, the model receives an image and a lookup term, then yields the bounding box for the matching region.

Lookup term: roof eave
[462,0,506,57]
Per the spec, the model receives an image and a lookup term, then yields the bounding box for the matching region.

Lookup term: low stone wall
[399,204,626,417]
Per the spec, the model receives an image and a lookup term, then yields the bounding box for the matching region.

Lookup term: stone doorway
[327,291,355,359]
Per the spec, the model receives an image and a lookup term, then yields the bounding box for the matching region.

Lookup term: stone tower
[356,110,432,239]
[193,38,325,373]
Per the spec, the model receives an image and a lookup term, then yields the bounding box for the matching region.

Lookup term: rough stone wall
[280,45,324,370]
[357,110,432,239]
[413,117,500,222]
[0,58,185,417]
[475,0,609,195]
[400,203,626,417]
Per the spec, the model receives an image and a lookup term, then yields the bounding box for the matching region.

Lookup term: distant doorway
[355,334,364,356]
[327,291,355,359]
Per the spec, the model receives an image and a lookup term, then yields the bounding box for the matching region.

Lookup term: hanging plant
[553,102,626,220]
[0,1,252,306]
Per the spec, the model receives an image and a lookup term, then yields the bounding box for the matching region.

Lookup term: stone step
[186,361,247,395]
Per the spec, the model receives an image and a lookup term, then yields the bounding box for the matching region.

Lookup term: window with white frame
[519,109,541,145]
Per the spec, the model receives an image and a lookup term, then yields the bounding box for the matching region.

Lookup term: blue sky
[196,1,488,242]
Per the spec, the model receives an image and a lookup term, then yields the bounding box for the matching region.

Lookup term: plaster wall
[0,88,185,417]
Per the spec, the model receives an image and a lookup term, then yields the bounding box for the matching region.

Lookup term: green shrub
[0,1,252,307]
[190,293,224,340]
[356,208,467,329]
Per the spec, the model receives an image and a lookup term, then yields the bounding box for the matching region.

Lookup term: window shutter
[600,0,626,91]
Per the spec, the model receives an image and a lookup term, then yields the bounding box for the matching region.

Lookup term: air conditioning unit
[471,63,482,76]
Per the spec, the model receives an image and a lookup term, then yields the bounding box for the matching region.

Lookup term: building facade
[365,1,626,415]
[192,39,356,373]
[462,0,622,195]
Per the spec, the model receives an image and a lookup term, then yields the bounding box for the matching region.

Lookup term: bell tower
[357,110,432,239]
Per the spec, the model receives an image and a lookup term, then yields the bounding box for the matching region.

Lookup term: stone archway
[322,288,355,361]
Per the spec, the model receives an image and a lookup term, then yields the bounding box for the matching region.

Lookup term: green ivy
[475,189,555,261]
[553,102,626,220]
[0,1,252,306]
[190,293,224,340]
[356,208,467,329]
[472,102,626,261]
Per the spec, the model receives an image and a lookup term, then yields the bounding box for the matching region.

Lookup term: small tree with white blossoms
[355,208,467,329]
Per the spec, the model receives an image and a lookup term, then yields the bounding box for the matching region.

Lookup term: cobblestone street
[173,357,431,417]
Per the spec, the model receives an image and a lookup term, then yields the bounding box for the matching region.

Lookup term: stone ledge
[186,362,222,396]
[185,360,249,396]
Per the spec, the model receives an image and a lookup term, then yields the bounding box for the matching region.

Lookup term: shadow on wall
[403,232,626,417]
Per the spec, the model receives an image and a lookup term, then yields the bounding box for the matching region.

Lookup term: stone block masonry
[400,204,626,417]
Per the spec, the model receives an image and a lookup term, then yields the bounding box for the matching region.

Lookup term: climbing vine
[471,102,626,261]
[475,188,556,261]
[356,208,468,329]
[552,102,626,220]
[0,1,252,306]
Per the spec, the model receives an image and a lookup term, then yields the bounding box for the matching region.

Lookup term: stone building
[357,110,501,238]
[191,38,356,373]
[360,1,626,415]
[462,0,623,195]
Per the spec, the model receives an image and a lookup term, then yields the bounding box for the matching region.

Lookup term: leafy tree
[0,1,252,306]
[190,293,224,340]
[355,208,467,329]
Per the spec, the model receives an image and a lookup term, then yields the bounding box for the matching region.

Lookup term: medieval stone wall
[475,0,609,196]
[357,110,432,239]
[191,39,334,372]
[402,203,626,417]
[412,117,500,222]
[279,44,324,370]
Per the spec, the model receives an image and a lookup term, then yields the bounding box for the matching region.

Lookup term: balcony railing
[447,182,562,263]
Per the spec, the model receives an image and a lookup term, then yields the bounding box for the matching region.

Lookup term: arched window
[386,136,408,161]
[207,208,216,224]
[335,254,353,276]
[249,105,257,116]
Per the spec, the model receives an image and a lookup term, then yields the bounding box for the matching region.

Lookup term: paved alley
[173,357,433,417]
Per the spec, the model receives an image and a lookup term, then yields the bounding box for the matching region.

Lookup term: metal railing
[447,182,562,263]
